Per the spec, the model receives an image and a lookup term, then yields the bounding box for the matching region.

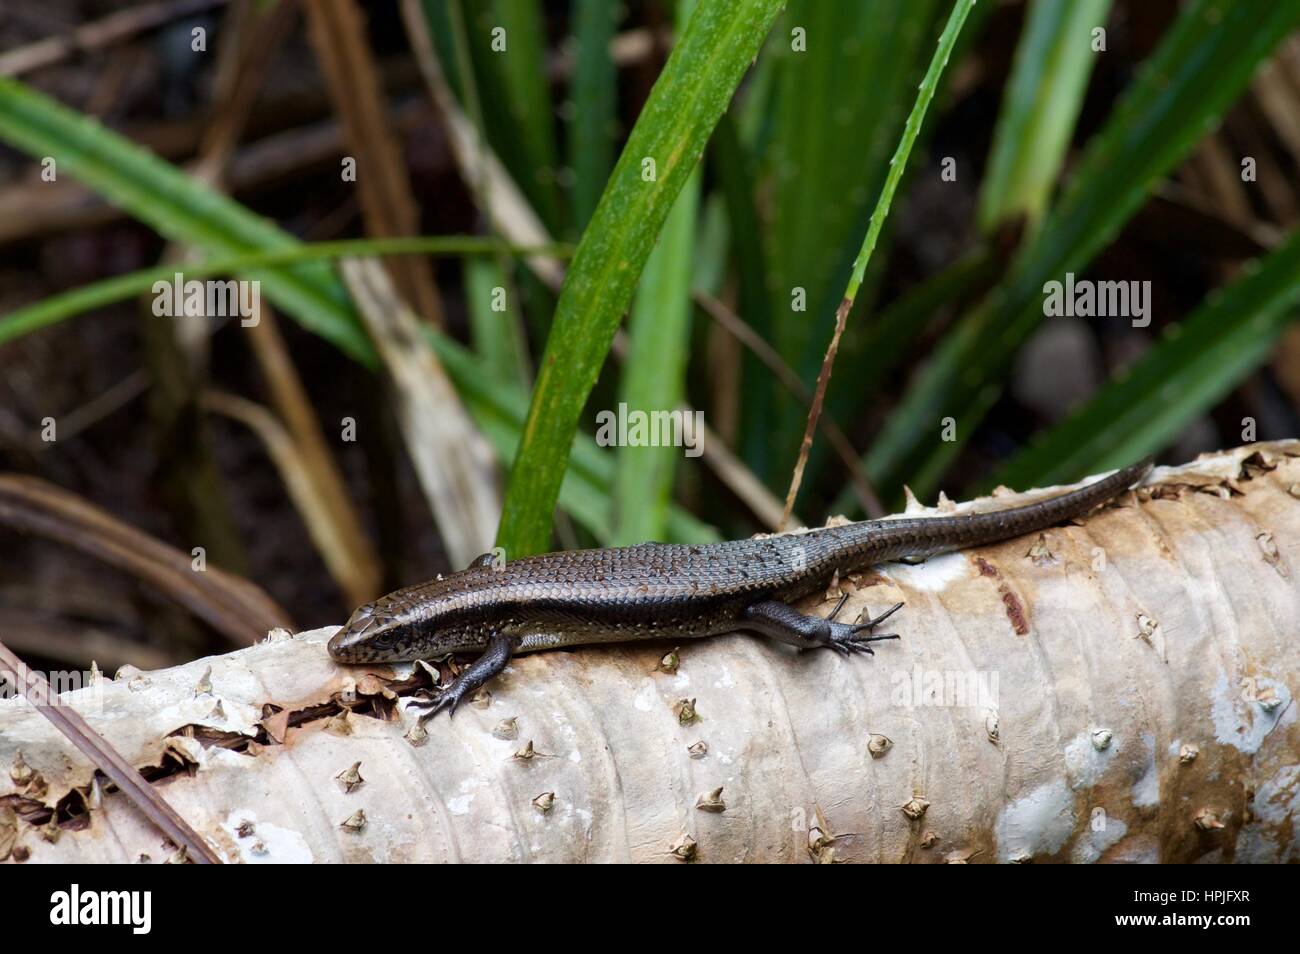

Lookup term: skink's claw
[407,632,514,723]
[826,627,900,656]
[857,601,905,630]
[410,689,462,722]
[825,601,905,656]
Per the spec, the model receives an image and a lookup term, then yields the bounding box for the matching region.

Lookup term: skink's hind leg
[410,632,513,720]
[743,600,903,656]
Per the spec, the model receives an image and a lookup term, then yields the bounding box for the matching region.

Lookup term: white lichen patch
[632,677,658,712]
[1210,671,1293,754]
[222,809,313,864]
[1131,733,1160,807]
[994,779,1075,863]
[447,775,485,816]
[1071,815,1128,863]
[1234,765,1300,863]
[1064,729,1120,788]
[884,552,969,592]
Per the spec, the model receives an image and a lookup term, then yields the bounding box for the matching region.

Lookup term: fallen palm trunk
[2,443,1297,863]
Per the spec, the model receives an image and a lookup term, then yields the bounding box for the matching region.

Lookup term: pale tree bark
[2,443,1297,864]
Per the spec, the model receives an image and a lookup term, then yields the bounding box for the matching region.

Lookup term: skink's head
[329,569,500,663]
[328,597,409,663]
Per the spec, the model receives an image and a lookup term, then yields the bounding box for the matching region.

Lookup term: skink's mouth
[329,602,394,662]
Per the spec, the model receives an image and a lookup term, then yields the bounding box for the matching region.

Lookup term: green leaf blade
[496,0,786,556]
[865,0,1300,501]
[978,0,1112,234]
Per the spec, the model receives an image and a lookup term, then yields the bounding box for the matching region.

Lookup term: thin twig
[0,640,220,863]
[304,0,444,324]
[202,390,380,607]
[0,475,291,644]
[695,291,883,517]
[779,0,977,529]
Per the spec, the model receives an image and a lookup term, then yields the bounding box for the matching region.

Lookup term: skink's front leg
[742,599,903,656]
[411,631,513,720]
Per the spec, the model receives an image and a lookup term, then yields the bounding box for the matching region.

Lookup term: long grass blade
[977,0,1112,235]
[495,0,786,556]
[864,0,1300,501]
[780,0,976,524]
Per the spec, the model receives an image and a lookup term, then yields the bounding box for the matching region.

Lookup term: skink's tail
[826,457,1154,566]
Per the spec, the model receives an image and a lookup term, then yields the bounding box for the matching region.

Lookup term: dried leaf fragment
[10,751,33,786]
[164,735,203,769]
[1194,808,1225,831]
[901,796,930,821]
[808,842,838,864]
[25,770,49,800]
[1136,613,1159,643]
[413,658,440,682]
[39,818,60,844]
[1257,689,1282,712]
[1257,531,1288,577]
[357,674,396,701]
[1026,534,1057,566]
[323,707,355,736]
[807,804,839,863]
[674,698,700,725]
[669,834,697,862]
[695,787,726,814]
[336,761,365,793]
[260,706,292,745]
